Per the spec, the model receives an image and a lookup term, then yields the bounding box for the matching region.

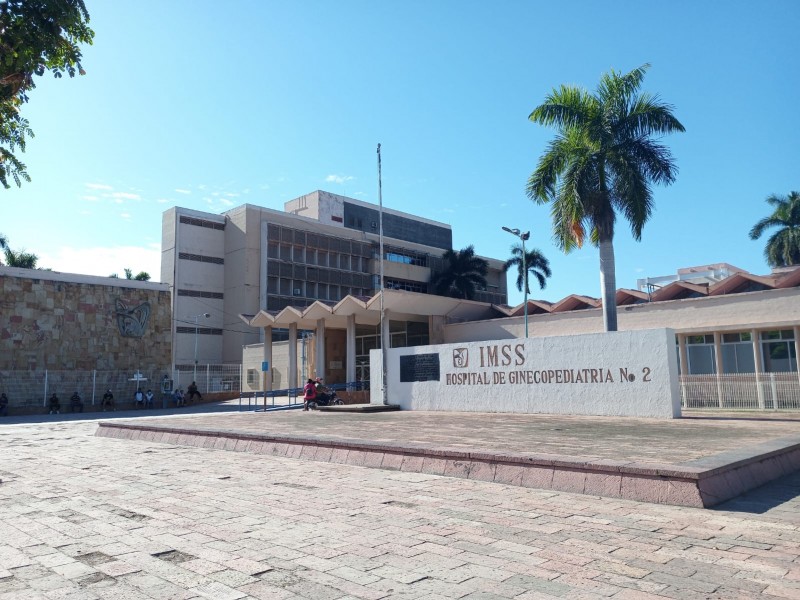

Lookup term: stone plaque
[400,353,440,382]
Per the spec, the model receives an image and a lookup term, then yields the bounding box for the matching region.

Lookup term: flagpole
[377,143,387,405]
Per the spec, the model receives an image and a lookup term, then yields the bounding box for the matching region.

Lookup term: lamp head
[521,231,530,241]
[501,226,521,236]
[203,313,210,318]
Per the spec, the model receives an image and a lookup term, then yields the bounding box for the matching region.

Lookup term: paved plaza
[1,415,800,599]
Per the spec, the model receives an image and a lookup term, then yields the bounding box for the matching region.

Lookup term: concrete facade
[163,190,508,369]
[0,266,171,372]
[372,329,681,418]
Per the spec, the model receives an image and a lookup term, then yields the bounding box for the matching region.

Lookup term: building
[240,264,800,409]
[161,190,508,372]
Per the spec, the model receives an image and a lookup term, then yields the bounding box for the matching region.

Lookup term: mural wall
[0,268,171,373]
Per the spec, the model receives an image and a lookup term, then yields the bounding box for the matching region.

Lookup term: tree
[110,268,151,281]
[503,243,552,294]
[3,246,38,268]
[527,64,684,331]
[0,0,94,188]
[429,245,489,300]
[749,191,800,268]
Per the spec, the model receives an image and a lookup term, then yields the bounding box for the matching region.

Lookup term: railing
[680,372,800,410]
[237,381,370,411]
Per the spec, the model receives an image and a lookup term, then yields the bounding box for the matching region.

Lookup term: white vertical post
[43,369,48,407]
[288,323,298,395]
[92,370,96,405]
[752,329,765,409]
[713,332,724,408]
[346,314,356,386]
[206,364,210,395]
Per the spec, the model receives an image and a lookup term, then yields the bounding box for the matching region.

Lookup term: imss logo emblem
[453,348,469,368]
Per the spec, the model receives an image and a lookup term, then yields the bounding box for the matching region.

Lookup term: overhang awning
[239,289,506,330]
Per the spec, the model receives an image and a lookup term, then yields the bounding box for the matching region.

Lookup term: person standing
[0,392,8,417]
[303,378,316,411]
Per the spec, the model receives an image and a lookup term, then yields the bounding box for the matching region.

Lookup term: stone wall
[0,267,171,372]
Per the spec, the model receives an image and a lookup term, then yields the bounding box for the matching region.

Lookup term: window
[247,369,259,386]
[760,330,797,373]
[686,334,715,374]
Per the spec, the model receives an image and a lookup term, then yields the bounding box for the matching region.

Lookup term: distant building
[162,190,508,370]
[637,263,745,294]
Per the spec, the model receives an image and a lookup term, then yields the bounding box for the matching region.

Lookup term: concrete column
[677,334,689,375]
[794,326,800,388]
[346,314,356,384]
[713,332,724,408]
[382,311,391,350]
[752,329,764,409]
[288,323,298,393]
[263,326,273,393]
[316,318,326,380]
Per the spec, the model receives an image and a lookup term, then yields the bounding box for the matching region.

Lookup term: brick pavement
[1,420,800,599]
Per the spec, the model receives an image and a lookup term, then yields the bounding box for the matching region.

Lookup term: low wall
[371,329,681,418]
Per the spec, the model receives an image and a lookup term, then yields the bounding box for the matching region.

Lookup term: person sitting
[134,389,144,408]
[314,378,331,404]
[187,381,202,403]
[101,389,115,411]
[303,378,316,411]
[144,389,155,409]
[173,388,185,407]
[0,392,8,417]
[69,392,84,413]
[48,393,61,414]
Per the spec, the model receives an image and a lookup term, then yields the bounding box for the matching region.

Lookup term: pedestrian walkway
[1,419,800,599]
[97,410,800,508]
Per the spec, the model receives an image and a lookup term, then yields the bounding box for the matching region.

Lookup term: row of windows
[176,326,223,335]
[385,279,427,293]
[267,242,370,272]
[178,252,224,265]
[177,289,224,299]
[267,223,372,256]
[683,330,797,374]
[179,216,225,230]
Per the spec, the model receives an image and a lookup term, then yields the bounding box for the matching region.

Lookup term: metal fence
[680,372,800,410]
[172,364,242,395]
[0,364,242,410]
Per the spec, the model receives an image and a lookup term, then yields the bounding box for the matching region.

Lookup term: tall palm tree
[527,64,684,331]
[3,247,38,268]
[503,243,552,294]
[430,245,489,300]
[749,191,800,267]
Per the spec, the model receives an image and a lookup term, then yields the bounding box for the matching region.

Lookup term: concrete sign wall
[371,328,681,418]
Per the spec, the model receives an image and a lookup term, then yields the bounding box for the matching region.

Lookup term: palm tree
[749,191,800,267]
[430,245,489,300]
[3,247,38,268]
[503,244,552,294]
[527,64,684,331]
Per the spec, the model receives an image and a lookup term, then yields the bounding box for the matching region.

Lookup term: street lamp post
[502,227,531,338]
[191,313,211,382]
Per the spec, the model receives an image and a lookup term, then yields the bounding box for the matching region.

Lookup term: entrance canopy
[238,289,505,330]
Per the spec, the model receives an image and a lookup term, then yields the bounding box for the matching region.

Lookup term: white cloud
[156,198,169,204]
[82,195,99,202]
[85,183,113,191]
[38,245,162,281]
[120,212,131,219]
[175,188,191,194]
[325,174,355,184]
[110,192,141,201]
[219,198,234,206]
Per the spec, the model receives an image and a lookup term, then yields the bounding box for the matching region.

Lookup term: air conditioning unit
[293,289,302,296]
[370,221,377,229]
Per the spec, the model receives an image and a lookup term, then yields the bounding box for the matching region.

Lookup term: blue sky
[3,0,798,305]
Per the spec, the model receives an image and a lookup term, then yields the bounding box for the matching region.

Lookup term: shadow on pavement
[714,470,800,517]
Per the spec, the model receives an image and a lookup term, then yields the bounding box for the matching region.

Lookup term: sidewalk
[1,418,800,599]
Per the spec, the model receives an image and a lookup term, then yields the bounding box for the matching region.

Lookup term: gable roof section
[650,281,709,302]
[550,295,601,313]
